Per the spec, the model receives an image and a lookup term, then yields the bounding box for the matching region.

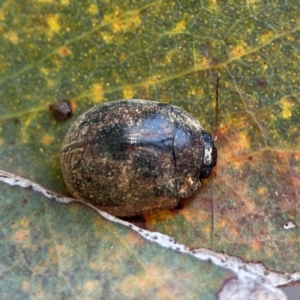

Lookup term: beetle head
[200,131,217,179]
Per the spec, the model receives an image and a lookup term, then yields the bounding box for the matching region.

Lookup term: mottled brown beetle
[60,99,217,217]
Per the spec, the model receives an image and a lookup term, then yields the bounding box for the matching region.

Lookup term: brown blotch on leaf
[257,77,268,89]
[211,57,220,65]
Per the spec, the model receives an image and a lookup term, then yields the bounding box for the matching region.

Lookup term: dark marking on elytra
[96,124,129,161]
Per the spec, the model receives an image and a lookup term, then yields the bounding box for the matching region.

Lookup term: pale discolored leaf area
[0,180,235,299]
[0,0,299,298]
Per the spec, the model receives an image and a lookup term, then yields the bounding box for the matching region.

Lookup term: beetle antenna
[214,76,219,140]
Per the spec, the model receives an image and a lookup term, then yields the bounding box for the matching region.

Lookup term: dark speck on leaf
[257,77,268,89]
[49,100,73,121]
[211,58,220,65]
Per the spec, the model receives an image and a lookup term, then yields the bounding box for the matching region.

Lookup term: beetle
[60,99,217,217]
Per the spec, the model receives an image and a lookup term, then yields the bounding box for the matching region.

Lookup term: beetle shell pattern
[60,99,217,216]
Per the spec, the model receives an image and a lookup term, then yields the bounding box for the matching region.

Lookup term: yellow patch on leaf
[36,0,53,3]
[188,86,205,98]
[195,57,210,69]
[13,229,30,243]
[101,32,113,43]
[87,4,99,15]
[230,131,250,154]
[91,83,104,103]
[0,11,5,20]
[174,20,186,32]
[280,97,293,119]
[22,281,30,292]
[42,134,53,145]
[123,87,135,99]
[231,45,246,58]
[119,265,172,296]
[112,13,141,33]
[38,67,49,76]
[20,218,30,227]
[260,31,276,45]
[47,15,61,33]
[5,31,19,44]
[47,79,56,88]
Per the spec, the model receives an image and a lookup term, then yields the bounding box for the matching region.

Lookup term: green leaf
[0,0,299,296]
[0,180,235,299]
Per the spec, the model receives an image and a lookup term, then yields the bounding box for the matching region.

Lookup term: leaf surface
[0,0,299,296]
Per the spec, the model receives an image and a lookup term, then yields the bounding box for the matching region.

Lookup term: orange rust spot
[257,187,265,195]
[144,210,173,224]
[58,46,72,57]
[251,238,260,251]
[42,134,53,145]
[229,228,238,238]
[69,99,77,112]
[231,45,246,57]
[203,224,211,235]
[13,229,29,243]
[120,52,127,62]
[219,123,228,134]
